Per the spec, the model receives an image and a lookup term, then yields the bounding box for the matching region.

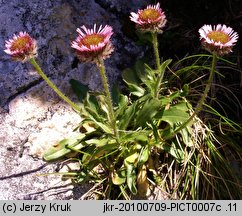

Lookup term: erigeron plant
[4,3,241,199]
[71,24,119,141]
[4,32,81,112]
[130,3,167,99]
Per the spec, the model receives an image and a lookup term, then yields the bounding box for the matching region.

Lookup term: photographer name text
[2,202,71,213]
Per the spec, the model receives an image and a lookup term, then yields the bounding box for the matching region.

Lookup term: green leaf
[79,139,118,163]
[95,95,110,118]
[163,142,184,163]
[43,134,86,161]
[81,145,96,163]
[112,168,126,185]
[156,102,190,127]
[122,68,145,97]
[138,145,149,166]
[84,94,107,121]
[179,127,193,147]
[122,68,140,85]
[141,64,157,93]
[83,96,113,134]
[76,170,88,183]
[125,162,137,194]
[119,94,129,107]
[88,117,113,134]
[180,84,189,97]
[174,101,192,110]
[135,98,161,127]
[125,152,139,164]
[84,138,109,146]
[144,63,156,80]
[115,94,129,118]
[134,60,146,82]
[126,83,145,97]
[156,125,173,140]
[92,142,119,158]
[118,102,137,130]
[159,59,172,75]
[120,130,150,143]
[69,79,89,103]
[159,96,172,106]
[169,91,181,100]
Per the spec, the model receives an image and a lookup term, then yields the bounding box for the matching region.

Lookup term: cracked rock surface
[0,0,150,199]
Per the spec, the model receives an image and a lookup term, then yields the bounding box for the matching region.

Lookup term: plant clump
[4,3,241,200]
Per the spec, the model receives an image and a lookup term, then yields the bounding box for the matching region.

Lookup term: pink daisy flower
[199,24,239,56]
[130,3,167,33]
[71,24,114,63]
[4,31,37,62]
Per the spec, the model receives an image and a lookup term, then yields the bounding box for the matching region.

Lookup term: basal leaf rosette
[4,31,37,62]
[71,24,114,63]
[199,24,239,56]
[130,3,167,33]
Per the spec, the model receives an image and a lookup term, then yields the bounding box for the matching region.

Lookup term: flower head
[71,24,114,63]
[199,24,239,56]
[4,32,37,62]
[130,3,167,33]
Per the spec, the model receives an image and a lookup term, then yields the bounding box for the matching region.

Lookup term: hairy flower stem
[29,58,81,112]
[167,53,218,139]
[97,58,119,140]
[152,33,163,99]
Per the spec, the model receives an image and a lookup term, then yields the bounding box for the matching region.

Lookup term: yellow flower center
[11,36,30,51]
[81,34,104,48]
[207,31,230,44]
[140,9,160,22]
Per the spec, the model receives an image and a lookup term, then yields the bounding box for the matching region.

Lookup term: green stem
[97,58,119,140]
[152,33,163,98]
[29,58,81,112]
[167,53,218,139]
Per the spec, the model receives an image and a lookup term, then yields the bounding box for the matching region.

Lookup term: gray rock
[0,0,149,107]
[0,0,150,199]
[0,80,89,200]
[94,0,148,13]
